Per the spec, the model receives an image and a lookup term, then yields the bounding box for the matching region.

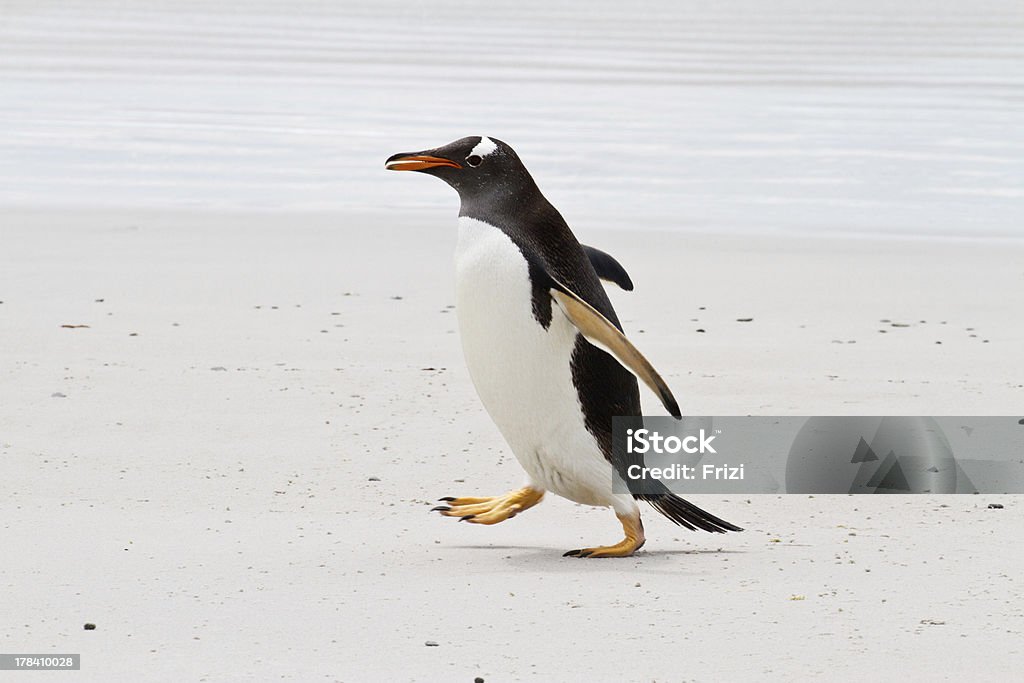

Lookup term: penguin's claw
[562,539,645,558]
[438,495,495,507]
[434,486,544,525]
[563,512,646,558]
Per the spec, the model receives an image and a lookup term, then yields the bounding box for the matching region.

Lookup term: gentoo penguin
[386,136,741,557]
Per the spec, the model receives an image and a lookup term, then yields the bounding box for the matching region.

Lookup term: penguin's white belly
[454,217,613,506]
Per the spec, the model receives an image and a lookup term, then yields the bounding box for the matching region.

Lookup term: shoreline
[7,205,1024,244]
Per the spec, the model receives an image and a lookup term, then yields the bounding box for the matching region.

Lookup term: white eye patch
[470,136,498,157]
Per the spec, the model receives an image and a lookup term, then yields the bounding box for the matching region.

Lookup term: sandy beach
[2,208,1022,681]
[3,0,1024,679]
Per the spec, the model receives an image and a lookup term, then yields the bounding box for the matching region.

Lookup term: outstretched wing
[582,245,634,291]
[548,276,681,419]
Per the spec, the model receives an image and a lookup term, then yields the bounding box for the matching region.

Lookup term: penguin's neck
[459,176,541,217]
[459,185,576,254]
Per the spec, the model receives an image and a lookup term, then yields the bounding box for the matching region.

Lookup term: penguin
[386,136,742,557]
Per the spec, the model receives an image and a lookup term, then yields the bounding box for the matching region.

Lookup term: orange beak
[385,154,461,172]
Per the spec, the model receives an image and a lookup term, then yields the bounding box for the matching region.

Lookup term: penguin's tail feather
[637,492,744,533]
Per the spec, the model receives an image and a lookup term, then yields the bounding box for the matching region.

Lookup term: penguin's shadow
[448,544,747,575]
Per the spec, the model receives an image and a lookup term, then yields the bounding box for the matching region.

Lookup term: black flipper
[548,276,682,419]
[582,245,634,291]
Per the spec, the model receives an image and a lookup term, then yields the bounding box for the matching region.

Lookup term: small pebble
[84,623,96,630]
[736,318,753,322]
[425,640,439,647]
[368,476,381,482]
[988,503,1004,509]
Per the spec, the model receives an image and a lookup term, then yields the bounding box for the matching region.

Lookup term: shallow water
[1,0,1022,237]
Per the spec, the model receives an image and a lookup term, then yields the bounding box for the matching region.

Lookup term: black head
[385,136,539,207]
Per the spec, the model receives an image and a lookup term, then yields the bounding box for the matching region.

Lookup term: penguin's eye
[465,154,482,168]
